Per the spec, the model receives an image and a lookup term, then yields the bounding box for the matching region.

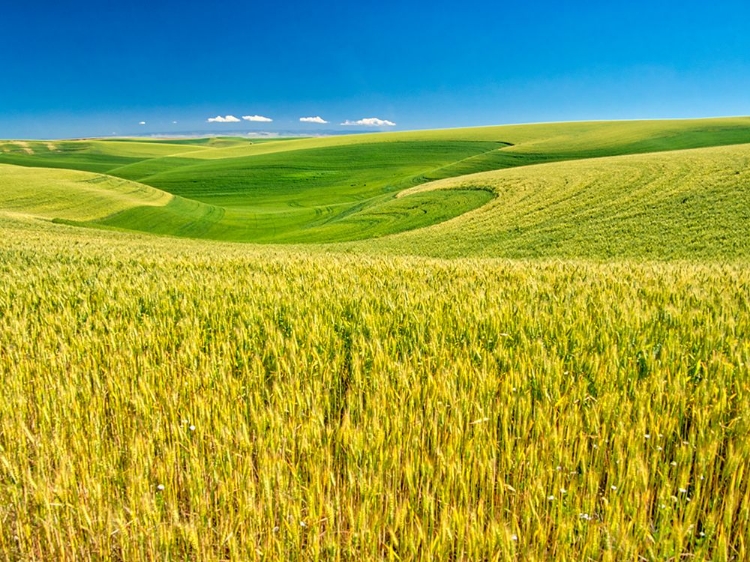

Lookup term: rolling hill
[1,116,749,253]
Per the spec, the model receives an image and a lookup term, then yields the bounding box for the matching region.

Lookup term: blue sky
[1,0,749,138]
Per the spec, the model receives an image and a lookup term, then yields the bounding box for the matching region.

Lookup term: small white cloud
[242,115,273,122]
[207,115,241,123]
[172,121,178,124]
[300,116,328,124]
[139,121,146,125]
[341,117,396,127]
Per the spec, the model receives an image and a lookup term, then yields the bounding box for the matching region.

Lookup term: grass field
[1,118,749,560]
[352,143,750,259]
[2,117,750,245]
[0,164,173,222]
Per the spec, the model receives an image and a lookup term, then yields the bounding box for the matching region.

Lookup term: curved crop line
[366,142,750,259]
[394,186,499,226]
[348,189,497,239]
[421,142,514,179]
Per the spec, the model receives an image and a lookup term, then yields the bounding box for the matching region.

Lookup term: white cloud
[139,121,146,125]
[341,117,396,127]
[300,116,328,124]
[172,121,178,124]
[207,115,241,123]
[242,115,273,122]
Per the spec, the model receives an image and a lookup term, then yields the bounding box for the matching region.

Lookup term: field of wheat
[1,216,748,560]
[359,143,750,259]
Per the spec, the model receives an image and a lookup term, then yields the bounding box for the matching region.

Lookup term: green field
[2,117,750,246]
[1,118,749,560]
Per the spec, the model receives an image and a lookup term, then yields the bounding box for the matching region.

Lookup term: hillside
[0,164,172,222]
[350,143,750,259]
[1,117,749,251]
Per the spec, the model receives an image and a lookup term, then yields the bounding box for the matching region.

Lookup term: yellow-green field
[0,164,173,222]
[2,117,750,246]
[353,143,750,259]
[1,119,749,560]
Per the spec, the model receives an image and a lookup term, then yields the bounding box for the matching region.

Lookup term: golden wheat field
[0,215,748,560]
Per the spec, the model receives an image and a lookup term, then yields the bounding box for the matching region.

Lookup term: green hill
[1,117,749,254]
[350,143,750,259]
[0,164,172,222]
